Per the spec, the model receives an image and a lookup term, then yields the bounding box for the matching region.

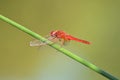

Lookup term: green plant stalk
[0,15,118,80]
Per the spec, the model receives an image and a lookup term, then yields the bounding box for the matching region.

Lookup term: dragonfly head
[50,30,58,37]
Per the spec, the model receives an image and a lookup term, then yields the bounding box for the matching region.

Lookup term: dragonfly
[30,30,91,46]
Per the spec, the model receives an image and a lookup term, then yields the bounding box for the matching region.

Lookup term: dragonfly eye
[50,30,57,37]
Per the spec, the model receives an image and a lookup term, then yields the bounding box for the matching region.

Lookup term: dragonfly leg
[60,39,70,46]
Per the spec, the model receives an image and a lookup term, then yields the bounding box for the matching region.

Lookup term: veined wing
[30,39,46,46]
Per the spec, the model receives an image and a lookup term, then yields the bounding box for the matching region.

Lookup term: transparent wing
[30,36,63,47]
[30,39,47,47]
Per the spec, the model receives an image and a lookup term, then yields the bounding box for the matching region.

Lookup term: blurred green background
[0,0,120,80]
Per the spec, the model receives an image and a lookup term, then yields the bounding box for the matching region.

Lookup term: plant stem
[0,15,119,80]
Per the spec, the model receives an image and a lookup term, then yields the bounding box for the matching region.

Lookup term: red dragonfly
[30,30,90,46]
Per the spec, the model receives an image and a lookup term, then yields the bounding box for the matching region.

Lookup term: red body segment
[50,30,90,44]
